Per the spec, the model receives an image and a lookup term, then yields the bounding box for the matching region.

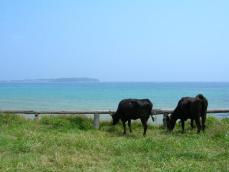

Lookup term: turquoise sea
[0,82,229,119]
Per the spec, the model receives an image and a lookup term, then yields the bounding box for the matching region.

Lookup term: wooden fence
[0,109,229,128]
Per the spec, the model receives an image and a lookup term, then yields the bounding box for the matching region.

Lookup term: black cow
[112,99,153,135]
[166,94,208,133]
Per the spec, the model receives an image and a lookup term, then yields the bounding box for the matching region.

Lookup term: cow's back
[117,99,152,120]
[173,97,191,118]
[173,97,202,119]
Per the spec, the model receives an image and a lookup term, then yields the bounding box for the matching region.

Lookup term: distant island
[0,77,100,83]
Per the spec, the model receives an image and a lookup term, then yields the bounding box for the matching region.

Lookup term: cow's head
[112,112,120,125]
[166,114,176,131]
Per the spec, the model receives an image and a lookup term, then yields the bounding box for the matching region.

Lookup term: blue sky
[0,0,228,82]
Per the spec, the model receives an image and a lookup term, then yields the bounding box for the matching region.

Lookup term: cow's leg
[201,115,206,131]
[181,120,185,133]
[195,117,201,133]
[191,119,194,129]
[122,121,126,135]
[128,120,132,133]
[141,118,147,136]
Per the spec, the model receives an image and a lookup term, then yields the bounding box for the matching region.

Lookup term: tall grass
[0,114,228,171]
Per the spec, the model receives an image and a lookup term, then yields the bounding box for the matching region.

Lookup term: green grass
[0,114,228,172]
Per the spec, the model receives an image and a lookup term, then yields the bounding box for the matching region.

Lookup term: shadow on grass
[175,151,207,160]
[100,118,216,138]
[100,121,166,138]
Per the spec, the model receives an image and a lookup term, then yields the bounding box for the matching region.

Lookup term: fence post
[34,113,39,120]
[93,114,100,129]
[163,113,168,129]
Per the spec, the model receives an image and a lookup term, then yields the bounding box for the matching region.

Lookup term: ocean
[0,82,228,119]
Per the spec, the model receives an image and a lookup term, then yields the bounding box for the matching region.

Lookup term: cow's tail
[151,110,155,122]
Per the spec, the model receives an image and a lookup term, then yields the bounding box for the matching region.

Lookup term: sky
[0,0,229,82]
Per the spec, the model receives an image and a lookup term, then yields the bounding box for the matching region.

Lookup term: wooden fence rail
[0,109,229,129]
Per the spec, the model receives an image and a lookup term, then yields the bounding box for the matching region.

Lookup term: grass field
[0,114,228,172]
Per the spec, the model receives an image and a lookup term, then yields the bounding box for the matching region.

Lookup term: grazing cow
[166,94,208,133]
[112,99,153,136]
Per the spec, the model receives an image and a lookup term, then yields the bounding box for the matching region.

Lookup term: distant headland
[0,77,100,83]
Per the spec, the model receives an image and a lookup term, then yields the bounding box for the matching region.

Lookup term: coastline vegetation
[0,114,228,171]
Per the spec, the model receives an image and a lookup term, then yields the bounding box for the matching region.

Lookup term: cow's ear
[165,114,170,121]
[165,115,169,121]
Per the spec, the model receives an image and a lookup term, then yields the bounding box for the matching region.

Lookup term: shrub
[40,115,92,130]
[0,113,26,125]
